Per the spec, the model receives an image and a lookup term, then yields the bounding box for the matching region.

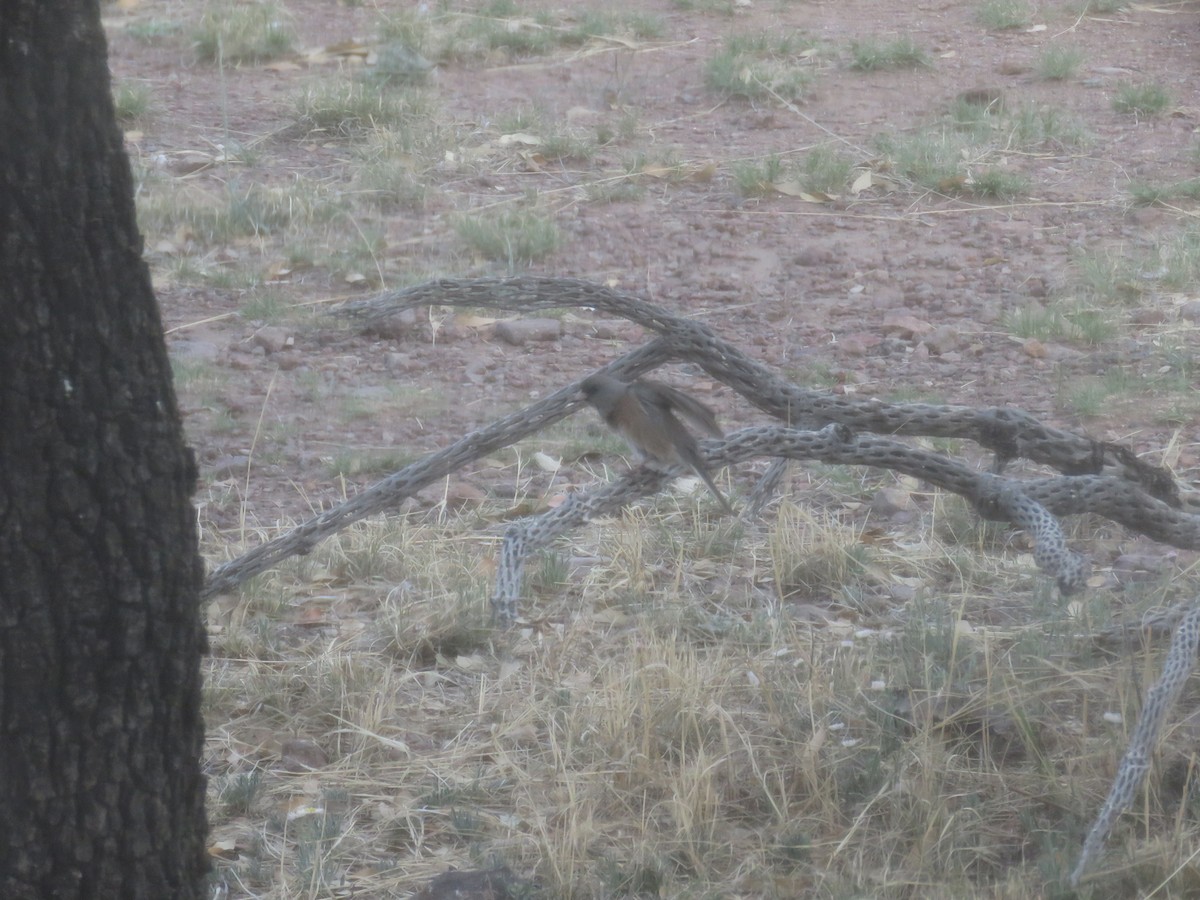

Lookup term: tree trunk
[0,3,208,897]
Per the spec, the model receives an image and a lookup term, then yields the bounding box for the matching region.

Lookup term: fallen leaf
[850,170,874,194]
[498,132,542,146]
[208,839,238,860]
[532,451,560,472]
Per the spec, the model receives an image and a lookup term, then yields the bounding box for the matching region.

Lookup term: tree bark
[0,3,208,897]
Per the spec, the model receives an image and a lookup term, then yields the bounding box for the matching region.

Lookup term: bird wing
[636,380,724,438]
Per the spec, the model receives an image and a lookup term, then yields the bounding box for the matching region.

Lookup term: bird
[579,374,734,515]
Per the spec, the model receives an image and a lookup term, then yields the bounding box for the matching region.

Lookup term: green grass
[732,156,785,198]
[799,146,854,194]
[970,167,1028,199]
[193,1,294,65]
[848,36,929,72]
[705,31,819,102]
[294,82,432,138]
[138,181,311,245]
[1006,104,1090,150]
[976,0,1034,29]
[1112,81,1172,116]
[454,209,561,265]
[1069,230,1200,306]
[874,130,975,192]
[1061,369,1141,418]
[1036,44,1084,81]
[127,18,182,45]
[1004,302,1117,346]
[112,81,153,126]
[454,2,557,59]
[1128,178,1200,206]
[365,41,433,86]
[946,95,1003,139]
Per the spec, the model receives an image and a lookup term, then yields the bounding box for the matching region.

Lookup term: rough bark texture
[0,3,208,897]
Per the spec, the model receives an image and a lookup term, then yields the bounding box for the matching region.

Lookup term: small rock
[838,335,870,357]
[495,318,562,345]
[369,307,421,340]
[871,488,914,518]
[1022,339,1046,359]
[881,311,933,341]
[279,738,328,772]
[275,351,303,371]
[252,327,292,354]
[414,865,522,900]
[923,324,959,355]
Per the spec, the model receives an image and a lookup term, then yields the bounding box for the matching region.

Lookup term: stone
[495,318,562,345]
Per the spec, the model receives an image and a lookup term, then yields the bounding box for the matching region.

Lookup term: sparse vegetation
[705,30,819,102]
[874,130,975,192]
[199,498,1200,897]
[1004,302,1117,346]
[732,155,785,198]
[1129,177,1200,206]
[848,35,929,71]
[1112,81,1172,116]
[1006,103,1090,150]
[294,82,432,138]
[800,145,854,194]
[1036,44,1084,81]
[976,0,1034,29]
[971,166,1028,199]
[112,81,153,126]
[454,208,561,265]
[138,181,310,245]
[193,1,294,64]
[127,19,182,45]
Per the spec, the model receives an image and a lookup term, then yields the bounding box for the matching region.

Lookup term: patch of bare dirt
[104,0,1200,541]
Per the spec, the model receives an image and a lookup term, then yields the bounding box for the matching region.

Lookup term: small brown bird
[579,374,734,514]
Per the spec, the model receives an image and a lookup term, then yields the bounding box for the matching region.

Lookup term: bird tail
[695,467,735,516]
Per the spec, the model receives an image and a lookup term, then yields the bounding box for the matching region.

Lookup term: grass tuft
[454,209,561,265]
[112,81,154,126]
[1036,44,1084,81]
[294,83,431,138]
[1112,81,1172,116]
[976,0,1034,29]
[705,31,819,102]
[848,35,929,72]
[193,1,294,65]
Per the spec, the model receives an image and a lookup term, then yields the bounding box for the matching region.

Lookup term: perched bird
[579,374,734,514]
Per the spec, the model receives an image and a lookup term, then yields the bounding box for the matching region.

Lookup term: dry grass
[202,489,1200,898]
[112,1,1200,895]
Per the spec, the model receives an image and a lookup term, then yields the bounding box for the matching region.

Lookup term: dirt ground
[104,0,1200,544]
[98,1,1200,895]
